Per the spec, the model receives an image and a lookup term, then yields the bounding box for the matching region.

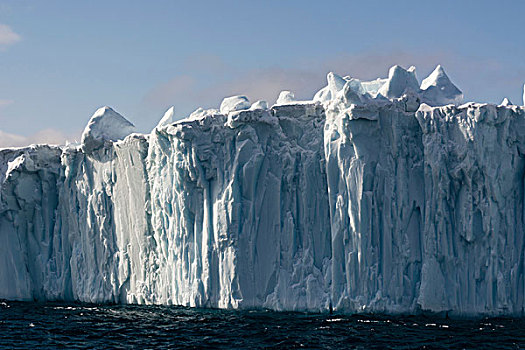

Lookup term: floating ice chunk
[156,107,176,128]
[378,65,420,99]
[420,65,463,106]
[81,106,136,153]
[250,100,268,110]
[276,91,295,105]
[500,98,512,106]
[220,96,250,115]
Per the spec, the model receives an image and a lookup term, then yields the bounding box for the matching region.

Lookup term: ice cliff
[1,65,525,316]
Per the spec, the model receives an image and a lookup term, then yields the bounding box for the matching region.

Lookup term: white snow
[0,130,27,149]
[500,98,512,106]
[156,106,176,128]
[1,65,524,316]
[275,90,296,105]
[419,65,463,106]
[219,95,250,115]
[249,100,268,110]
[377,65,419,99]
[81,106,136,153]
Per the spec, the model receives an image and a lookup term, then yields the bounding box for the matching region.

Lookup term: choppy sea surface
[0,301,524,349]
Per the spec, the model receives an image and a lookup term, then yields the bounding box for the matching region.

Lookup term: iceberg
[1,65,524,316]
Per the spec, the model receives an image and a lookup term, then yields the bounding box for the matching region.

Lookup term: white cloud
[0,99,14,108]
[0,129,26,148]
[0,128,79,148]
[0,24,21,46]
[0,98,81,148]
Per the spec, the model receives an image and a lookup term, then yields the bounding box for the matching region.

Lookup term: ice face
[1,65,525,316]
[0,145,62,300]
[415,103,525,313]
[146,103,330,309]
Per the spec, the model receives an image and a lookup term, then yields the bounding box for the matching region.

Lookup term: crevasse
[1,65,524,316]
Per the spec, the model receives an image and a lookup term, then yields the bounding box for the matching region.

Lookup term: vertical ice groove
[323,97,425,313]
[146,106,331,311]
[415,103,525,315]
[0,146,62,301]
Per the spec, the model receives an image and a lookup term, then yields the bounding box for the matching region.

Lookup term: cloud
[0,99,14,108]
[0,130,26,148]
[0,24,21,47]
[0,128,79,148]
[0,98,81,148]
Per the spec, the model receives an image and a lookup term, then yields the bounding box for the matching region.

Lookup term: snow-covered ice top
[154,64,520,130]
[419,65,463,106]
[81,106,136,153]
[219,95,250,114]
[250,100,268,110]
[275,91,296,105]
[312,64,464,108]
[500,98,512,106]
[156,106,176,128]
[377,65,419,99]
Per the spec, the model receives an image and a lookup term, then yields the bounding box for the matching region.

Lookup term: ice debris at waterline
[1,65,525,316]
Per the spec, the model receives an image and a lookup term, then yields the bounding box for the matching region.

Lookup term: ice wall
[49,134,152,303]
[0,146,62,300]
[416,103,525,315]
[1,65,525,316]
[146,105,331,310]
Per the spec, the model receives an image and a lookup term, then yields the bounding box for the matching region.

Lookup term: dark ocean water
[0,301,524,349]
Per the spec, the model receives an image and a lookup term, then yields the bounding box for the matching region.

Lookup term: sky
[1,0,524,147]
